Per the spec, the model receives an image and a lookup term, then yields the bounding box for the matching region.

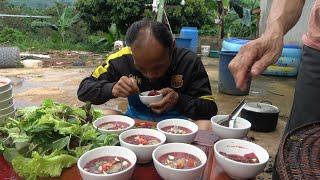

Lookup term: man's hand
[149,88,179,114]
[228,0,305,91]
[112,76,139,97]
[228,33,284,91]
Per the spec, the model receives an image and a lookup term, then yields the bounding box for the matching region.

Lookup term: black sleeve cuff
[176,93,192,112]
[100,82,116,102]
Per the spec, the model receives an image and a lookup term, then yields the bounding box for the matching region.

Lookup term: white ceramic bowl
[77,146,137,180]
[0,109,16,126]
[0,87,13,102]
[0,96,13,109]
[0,77,12,92]
[214,139,269,179]
[211,115,251,139]
[119,128,166,164]
[93,115,135,134]
[157,119,198,143]
[0,103,15,115]
[152,143,207,180]
[139,91,163,106]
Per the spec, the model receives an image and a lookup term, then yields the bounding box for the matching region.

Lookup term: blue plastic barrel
[219,51,251,95]
[175,37,192,50]
[180,27,198,53]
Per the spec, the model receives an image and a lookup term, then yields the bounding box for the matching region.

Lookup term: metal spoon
[217,99,246,128]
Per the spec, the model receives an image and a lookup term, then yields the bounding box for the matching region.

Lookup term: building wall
[259,0,315,45]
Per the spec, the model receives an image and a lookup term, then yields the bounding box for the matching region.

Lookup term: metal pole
[0,14,51,19]
[156,0,165,22]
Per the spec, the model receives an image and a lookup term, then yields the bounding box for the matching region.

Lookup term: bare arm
[228,0,306,90]
[266,0,305,36]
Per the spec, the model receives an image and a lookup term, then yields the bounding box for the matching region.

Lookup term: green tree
[76,0,213,34]
[164,0,211,33]
[76,0,147,34]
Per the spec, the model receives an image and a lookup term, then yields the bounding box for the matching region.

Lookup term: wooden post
[156,0,165,23]
[217,0,224,50]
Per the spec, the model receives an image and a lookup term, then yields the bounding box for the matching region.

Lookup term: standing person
[228,0,319,178]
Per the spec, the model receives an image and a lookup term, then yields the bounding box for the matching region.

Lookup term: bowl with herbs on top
[214,139,269,179]
[157,118,198,143]
[93,115,135,135]
[77,146,137,180]
[119,128,166,164]
[152,143,207,180]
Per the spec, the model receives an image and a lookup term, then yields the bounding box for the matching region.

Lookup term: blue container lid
[224,38,301,49]
[220,51,238,55]
[181,27,198,30]
[224,38,250,45]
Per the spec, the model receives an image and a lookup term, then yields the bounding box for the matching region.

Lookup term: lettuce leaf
[92,108,104,120]
[11,151,77,180]
[73,144,93,158]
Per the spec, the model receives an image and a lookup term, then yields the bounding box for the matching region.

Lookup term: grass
[0,27,107,53]
[17,37,95,52]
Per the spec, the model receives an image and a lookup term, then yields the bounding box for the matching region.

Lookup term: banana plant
[95,23,124,52]
[241,0,259,9]
[31,6,80,42]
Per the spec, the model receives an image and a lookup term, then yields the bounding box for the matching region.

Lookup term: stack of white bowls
[0,77,15,125]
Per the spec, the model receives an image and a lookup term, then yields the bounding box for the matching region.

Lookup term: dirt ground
[0,53,296,179]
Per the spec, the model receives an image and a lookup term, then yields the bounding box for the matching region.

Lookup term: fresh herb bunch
[0,99,119,180]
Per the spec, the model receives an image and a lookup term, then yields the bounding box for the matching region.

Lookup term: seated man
[77,19,218,130]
